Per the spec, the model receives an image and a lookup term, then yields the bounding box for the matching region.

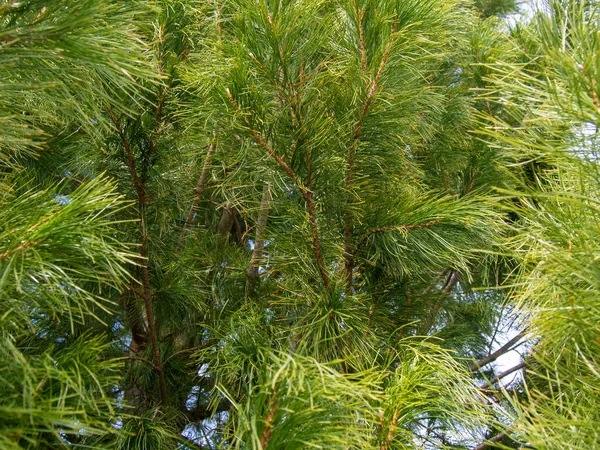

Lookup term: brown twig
[344,19,399,290]
[578,63,600,109]
[480,361,527,390]
[470,329,529,372]
[381,409,399,450]
[358,7,367,74]
[260,391,279,449]
[107,105,144,200]
[0,240,39,260]
[353,20,398,141]
[139,239,167,404]
[117,355,160,371]
[472,430,508,450]
[107,103,167,405]
[420,270,462,335]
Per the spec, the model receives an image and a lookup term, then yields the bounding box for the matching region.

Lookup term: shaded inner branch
[344,17,399,291]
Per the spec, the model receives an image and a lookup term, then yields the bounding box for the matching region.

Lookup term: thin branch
[294,59,334,88]
[156,21,165,78]
[154,22,172,129]
[475,390,550,449]
[358,6,367,74]
[480,361,527,389]
[227,89,297,182]
[352,19,398,141]
[420,270,461,335]
[579,63,600,109]
[441,269,461,294]
[421,269,450,295]
[0,240,39,261]
[381,409,399,450]
[470,329,529,372]
[415,421,458,448]
[106,104,143,200]
[139,235,168,404]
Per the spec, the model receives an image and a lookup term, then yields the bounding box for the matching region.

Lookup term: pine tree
[6,0,596,449]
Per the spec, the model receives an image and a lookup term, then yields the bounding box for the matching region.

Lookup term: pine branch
[358,6,367,74]
[421,270,462,335]
[117,355,160,371]
[156,21,165,79]
[226,89,331,289]
[415,421,458,448]
[579,63,600,109]
[153,23,173,129]
[0,239,39,260]
[107,103,144,201]
[162,341,216,367]
[344,18,399,291]
[480,361,526,389]
[352,19,399,142]
[107,101,167,405]
[139,234,168,405]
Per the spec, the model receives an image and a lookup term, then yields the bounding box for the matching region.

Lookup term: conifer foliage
[1,0,598,448]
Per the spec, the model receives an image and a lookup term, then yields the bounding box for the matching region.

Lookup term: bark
[139,233,168,405]
[260,392,279,449]
[473,431,508,450]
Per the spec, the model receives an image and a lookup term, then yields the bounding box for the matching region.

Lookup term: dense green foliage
[1,0,598,448]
